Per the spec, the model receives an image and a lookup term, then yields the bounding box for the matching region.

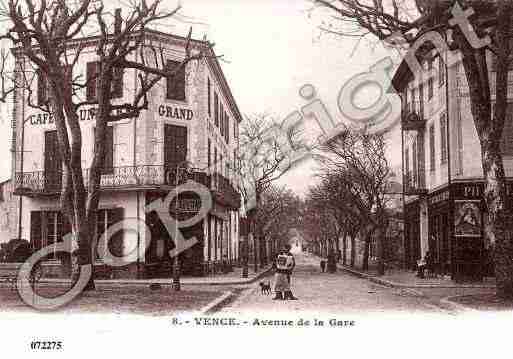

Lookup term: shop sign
[429,190,449,205]
[158,104,193,120]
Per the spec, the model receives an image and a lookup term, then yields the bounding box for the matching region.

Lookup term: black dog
[259,281,271,295]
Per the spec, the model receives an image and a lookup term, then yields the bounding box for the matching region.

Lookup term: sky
[0,0,403,196]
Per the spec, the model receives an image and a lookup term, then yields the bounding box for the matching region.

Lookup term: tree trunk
[342,230,347,265]
[362,228,373,272]
[377,227,385,276]
[350,233,356,267]
[482,144,513,298]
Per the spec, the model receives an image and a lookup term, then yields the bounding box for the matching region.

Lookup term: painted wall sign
[454,200,482,237]
[28,107,132,125]
[158,105,193,121]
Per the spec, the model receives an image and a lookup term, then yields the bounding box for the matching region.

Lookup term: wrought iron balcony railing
[402,102,426,131]
[403,171,427,196]
[15,165,210,195]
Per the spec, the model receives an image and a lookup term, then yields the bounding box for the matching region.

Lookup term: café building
[11,30,242,278]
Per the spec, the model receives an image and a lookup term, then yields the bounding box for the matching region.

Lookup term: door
[44,130,62,192]
[164,124,188,184]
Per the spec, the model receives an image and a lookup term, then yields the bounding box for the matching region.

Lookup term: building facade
[11,30,242,278]
[393,47,513,280]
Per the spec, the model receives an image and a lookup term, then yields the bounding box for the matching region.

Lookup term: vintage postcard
[0,0,512,357]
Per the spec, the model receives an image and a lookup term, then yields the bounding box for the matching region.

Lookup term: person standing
[273,244,298,300]
[320,258,326,273]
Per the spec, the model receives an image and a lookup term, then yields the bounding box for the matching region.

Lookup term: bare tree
[237,113,301,276]
[319,130,392,274]
[1,0,207,289]
[314,0,513,298]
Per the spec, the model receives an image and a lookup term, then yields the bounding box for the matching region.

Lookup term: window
[405,148,410,183]
[86,61,100,101]
[428,77,434,100]
[500,103,513,155]
[30,211,70,260]
[233,149,237,173]
[419,83,424,118]
[37,69,49,106]
[440,113,448,164]
[112,67,124,99]
[439,57,445,86]
[166,60,186,101]
[87,62,123,101]
[208,139,211,170]
[214,92,219,127]
[411,88,416,113]
[220,104,224,136]
[226,115,230,144]
[95,208,124,260]
[429,123,435,172]
[207,78,211,117]
[94,126,114,174]
[412,140,418,185]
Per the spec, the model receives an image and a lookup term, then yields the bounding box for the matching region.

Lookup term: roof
[12,28,244,124]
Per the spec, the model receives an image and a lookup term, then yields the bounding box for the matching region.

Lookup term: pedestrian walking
[273,244,298,300]
[327,250,337,273]
[320,258,326,273]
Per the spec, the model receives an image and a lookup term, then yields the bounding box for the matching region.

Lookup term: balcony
[403,171,427,196]
[402,102,426,131]
[14,165,241,209]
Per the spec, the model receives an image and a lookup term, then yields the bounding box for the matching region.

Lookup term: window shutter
[30,211,43,251]
[37,69,47,106]
[207,78,211,117]
[112,67,124,98]
[440,113,448,163]
[500,103,513,156]
[214,93,219,127]
[226,115,230,143]
[220,105,224,136]
[166,60,186,101]
[429,124,435,172]
[86,62,99,101]
[103,126,114,174]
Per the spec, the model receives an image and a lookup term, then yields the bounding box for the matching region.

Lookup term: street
[223,252,449,314]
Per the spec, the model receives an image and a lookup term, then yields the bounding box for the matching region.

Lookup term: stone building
[393,46,513,280]
[11,30,242,278]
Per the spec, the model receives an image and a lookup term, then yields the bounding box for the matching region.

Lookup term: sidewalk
[33,265,273,287]
[338,263,495,289]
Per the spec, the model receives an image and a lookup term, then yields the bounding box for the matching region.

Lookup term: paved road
[222,252,449,314]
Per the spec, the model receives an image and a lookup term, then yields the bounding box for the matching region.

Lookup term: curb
[439,296,479,313]
[8,266,274,287]
[198,291,234,314]
[336,264,495,289]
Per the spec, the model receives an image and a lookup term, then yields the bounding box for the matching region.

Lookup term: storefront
[403,180,513,281]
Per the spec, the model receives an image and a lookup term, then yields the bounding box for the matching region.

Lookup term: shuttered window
[86,61,100,101]
[207,78,211,117]
[429,123,435,172]
[500,103,513,156]
[428,77,434,100]
[440,113,448,164]
[37,69,48,106]
[30,211,42,252]
[226,115,230,144]
[112,67,124,99]
[220,104,224,136]
[214,92,219,127]
[96,208,124,260]
[166,60,186,101]
[94,126,114,174]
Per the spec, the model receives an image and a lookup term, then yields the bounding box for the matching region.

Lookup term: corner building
[11,30,242,278]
